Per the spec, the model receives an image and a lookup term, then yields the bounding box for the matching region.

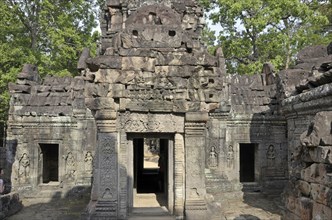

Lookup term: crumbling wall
[6,64,97,195]
[281,44,332,220]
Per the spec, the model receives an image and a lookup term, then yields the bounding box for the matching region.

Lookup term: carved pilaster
[88,132,118,219]
[174,133,185,217]
[184,112,208,219]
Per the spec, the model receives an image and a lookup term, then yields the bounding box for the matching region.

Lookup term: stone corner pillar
[86,120,119,219]
[184,112,208,220]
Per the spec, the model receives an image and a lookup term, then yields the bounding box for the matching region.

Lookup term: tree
[200,0,331,75]
[0,0,100,125]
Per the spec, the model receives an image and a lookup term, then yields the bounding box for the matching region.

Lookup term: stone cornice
[281,83,332,116]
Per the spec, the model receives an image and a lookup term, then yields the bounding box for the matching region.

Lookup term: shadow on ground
[243,192,282,216]
[7,186,90,220]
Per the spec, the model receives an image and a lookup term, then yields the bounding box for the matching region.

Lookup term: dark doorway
[133,138,168,194]
[240,144,256,182]
[40,144,59,183]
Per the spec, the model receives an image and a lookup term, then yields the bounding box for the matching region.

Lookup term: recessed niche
[132,30,138,36]
[168,30,176,37]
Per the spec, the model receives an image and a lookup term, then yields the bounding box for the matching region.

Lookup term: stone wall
[6,64,97,194]
[281,44,332,219]
[3,0,294,219]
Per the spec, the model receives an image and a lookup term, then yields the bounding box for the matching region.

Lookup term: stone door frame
[118,112,185,218]
[126,133,174,213]
[32,139,63,187]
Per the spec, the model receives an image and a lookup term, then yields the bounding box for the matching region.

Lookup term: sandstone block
[301,111,332,147]
[122,57,155,71]
[85,98,115,110]
[8,83,31,94]
[310,183,332,207]
[94,69,121,84]
[312,201,332,220]
[297,181,311,197]
[309,146,332,164]
[86,56,122,71]
[301,163,332,184]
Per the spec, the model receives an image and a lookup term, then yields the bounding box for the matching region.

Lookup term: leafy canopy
[0,0,101,122]
[200,0,331,75]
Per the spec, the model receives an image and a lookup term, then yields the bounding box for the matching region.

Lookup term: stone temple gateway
[2,0,332,219]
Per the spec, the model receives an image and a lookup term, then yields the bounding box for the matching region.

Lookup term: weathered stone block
[84,83,109,98]
[94,69,121,84]
[85,98,115,110]
[312,201,332,220]
[122,57,155,71]
[297,180,311,197]
[8,83,31,94]
[309,146,332,164]
[301,163,332,184]
[301,111,332,147]
[310,183,332,207]
[112,84,126,98]
[86,56,122,71]
[297,45,328,63]
[70,77,85,91]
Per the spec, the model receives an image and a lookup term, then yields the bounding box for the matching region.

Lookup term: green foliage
[200,0,331,75]
[0,0,101,122]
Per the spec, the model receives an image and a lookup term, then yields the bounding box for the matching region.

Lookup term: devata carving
[18,153,30,184]
[208,146,218,168]
[267,145,276,167]
[226,145,234,169]
[84,151,93,174]
[64,152,76,180]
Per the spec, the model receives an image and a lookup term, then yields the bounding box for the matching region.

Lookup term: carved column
[184,112,208,220]
[87,120,119,219]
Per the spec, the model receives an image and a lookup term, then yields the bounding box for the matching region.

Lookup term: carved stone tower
[83,0,220,219]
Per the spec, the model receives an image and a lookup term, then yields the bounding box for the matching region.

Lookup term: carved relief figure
[227,145,234,168]
[208,146,218,168]
[64,152,76,179]
[18,153,30,184]
[267,145,276,167]
[102,188,113,199]
[84,151,93,174]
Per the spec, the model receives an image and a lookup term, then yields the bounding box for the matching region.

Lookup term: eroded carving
[84,151,93,174]
[208,146,218,168]
[64,152,76,180]
[267,145,276,167]
[226,145,234,169]
[18,153,30,184]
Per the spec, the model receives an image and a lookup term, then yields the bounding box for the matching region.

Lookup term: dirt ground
[7,191,282,220]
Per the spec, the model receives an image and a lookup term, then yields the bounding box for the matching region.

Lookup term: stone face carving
[18,153,30,184]
[267,145,276,167]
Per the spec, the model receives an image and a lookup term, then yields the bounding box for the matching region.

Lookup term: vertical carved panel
[174,133,185,217]
[96,132,118,218]
[184,122,208,219]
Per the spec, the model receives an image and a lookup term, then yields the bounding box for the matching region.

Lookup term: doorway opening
[39,144,59,183]
[133,137,169,208]
[240,143,257,182]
